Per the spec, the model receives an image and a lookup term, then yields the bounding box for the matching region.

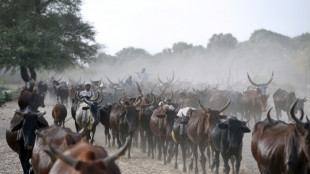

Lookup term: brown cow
[187,99,230,174]
[242,88,269,123]
[52,104,67,127]
[251,99,310,174]
[150,105,179,165]
[32,125,83,174]
[273,88,307,121]
[45,136,130,174]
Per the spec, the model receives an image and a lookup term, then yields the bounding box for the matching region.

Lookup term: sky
[81,0,310,55]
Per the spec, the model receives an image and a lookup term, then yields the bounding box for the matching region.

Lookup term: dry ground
[0,98,271,174]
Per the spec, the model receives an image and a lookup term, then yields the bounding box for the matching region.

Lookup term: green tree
[0,0,98,72]
[207,33,238,51]
[115,47,151,59]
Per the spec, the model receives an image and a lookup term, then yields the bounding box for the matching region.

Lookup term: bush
[0,91,13,107]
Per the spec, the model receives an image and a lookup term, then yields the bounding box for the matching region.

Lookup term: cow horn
[219,100,231,113]
[169,90,174,101]
[150,93,156,105]
[118,97,125,108]
[290,99,305,126]
[96,94,104,104]
[192,87,197,93]
[122,93,128,100]
[135,81,143,96]
[29,66,37,81]
[198,99,208,113]
[102,136,130,166]
[79,128,85,134]
[247,73,259,87]
[306,115,310,123]
[75,91,83,102]
[264,72,274,85]
[158,74,164,84]
[106,76,114,84]
[88,91,100,101]
[77,77,81,84]
[37,111,46,118]
[267,107,275,123]
[168,71,175,84]
[159,86,168,98]
[35,130,44,138]
[134,97,142,107]
[47,143,77,167]
[83,98,93,106]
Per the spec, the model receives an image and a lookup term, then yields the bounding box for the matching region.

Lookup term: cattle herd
[4,67,310,174]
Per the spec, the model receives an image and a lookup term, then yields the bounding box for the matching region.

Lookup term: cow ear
[241,126,251,133]
[218,122,228,129]
[296,124,305,135]
[10,120,23,132]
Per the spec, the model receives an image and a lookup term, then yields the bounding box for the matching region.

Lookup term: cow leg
[157,137,162,160]
[189,143,198,174]
[19,149,32,174]
[147,131,153,158]
[230,156,236,174]
[199,144,207,174]
[211,148,220,174]
[127,136,132,159]
[167,139,174,163]
[181,142,187,172]
[174,143,179,169]
[163,138,168,165]
[90,127,96,145]
[207,146,211,169]
[234,152,242,174]
[222,154,230,174]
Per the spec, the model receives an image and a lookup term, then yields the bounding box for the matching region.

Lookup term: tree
[207,33,238,51]
[0,0,99,72]
[115,47,151,59]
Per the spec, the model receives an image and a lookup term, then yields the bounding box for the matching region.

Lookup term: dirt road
[0,100,260,174]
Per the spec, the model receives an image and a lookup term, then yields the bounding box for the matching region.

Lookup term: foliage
[207,33,238,51]
[0,0,99,71]
[0,91,13,107]
[115,47,151,59]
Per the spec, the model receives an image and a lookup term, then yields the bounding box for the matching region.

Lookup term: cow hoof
[174,164,178,169]
[183,167,187,172]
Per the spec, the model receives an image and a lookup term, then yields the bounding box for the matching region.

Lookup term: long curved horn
[264,72,274,85]
[219,100,231,113]
[68,77,73,84]
[159,86,168,98]
[77,77,81,84]
[169,90,174,101]
[198,99,208,113]
[168,71,175,84]
[150,93,156,105]
[47,143,77,167]
[267,107,275,123]
[158,74,164,84]
[118,96,125,108]
[290,99,305,126]
[88,91,100,102]
[90,79,94,83]
[134,98,142,107]
[306,115,310,123]
[95,93,104,104]
[106,76,114,84]
[102,136,130,166]
[83,98,93,106]
[247,73,259,87]
[35,130,44,138]
[75,91,83,102]
[135,81,143,96]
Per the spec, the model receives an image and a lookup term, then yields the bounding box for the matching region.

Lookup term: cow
[158,71,175,88]
[31,125,83,174]
[150,105,179,165]
[247,72,273,95]
[75,91,103,144]
[242,88,269,123]
[171,114,190,172]
[45,136,131,174]
[52,104,67,127]
[273,88,307,121]
[109,96,141,158]
[187,99,230,174]
[6,107,48,174]
[18,67,46,110]
[98,103,113,147]
[53,80,69,105]
[210,117,250,174]
[251,99,310,174]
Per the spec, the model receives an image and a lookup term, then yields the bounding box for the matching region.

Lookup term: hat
[84,81,91,86]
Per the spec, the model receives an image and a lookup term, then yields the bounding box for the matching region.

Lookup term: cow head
[156,105,179,133]
[37,81,48,94]
[217,117,250,150]
[45,137,130,174]
[11,108,47,150]
[257,94,269,112]
[198,99,230,125]
[77,91,104,121]
[289,99,310,163]
[118,96,141,134]
[247,72,273,95]
[158,71,175,87]
[173,115,190,137]
[30,87,46,109]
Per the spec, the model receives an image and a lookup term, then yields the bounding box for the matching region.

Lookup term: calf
[210,117,250,174]
[52,104,67,127]
[45,137,130,174]
[32,125,83,174]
